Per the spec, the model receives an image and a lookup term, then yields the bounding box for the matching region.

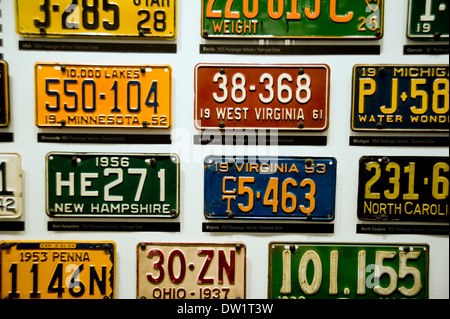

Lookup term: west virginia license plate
[407,0,449,41]
[0,61,9,127]
[0,154,23,220]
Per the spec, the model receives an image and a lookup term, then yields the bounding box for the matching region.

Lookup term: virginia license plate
[0,154,23,219]
[195,64,330,131]
[137,242,246,299]
[351,65,449,132]
[0,61,9,127]
[35,63,172,129]
[407,0,449,40]
[46,153,180,218]
[0,241,116,299]
[268,243,429,299]
[204,156,337,220]
[358,156,449,223]
[15,0,177,39]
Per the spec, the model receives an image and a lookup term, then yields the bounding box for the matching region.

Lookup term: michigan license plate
[137,242,246,299]
[0,154,23,219]
[15,0,177,39]
[407,0,449,40]
[351,65,449,132]
[195,64,330,131]
[358,156,449,223]
[268,243,429,299]
[0,241,116,299]
[204,156,337,220]
[46,153,180,218]
[0,61,9,127]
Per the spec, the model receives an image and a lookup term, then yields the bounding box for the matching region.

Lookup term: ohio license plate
[15,0,177,39]
[358,156,449,223]
[0,241,116,299]
[137,242,246,299]
[0,61,9,127]
[407,0,449,40]
[0,154,23,220]
[35,63,172,129]
[204,156,337,220]
[195,64,330,131]
[268,243,429,299]
[201,0,384,39]
[351,65,449,132]
[46,153,180,218]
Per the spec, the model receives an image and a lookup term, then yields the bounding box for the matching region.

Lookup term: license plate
[351,65,449,132]
[35,63,172,129]
[195,64,330,131]
[268,243,429,299]
[46,153,180,218]
[0,241,116,299]
[0,61,9,127]
[137,242,246,299]
[358,156,449,223]
[201,0,384,39]
[204,156,337,220]
[407,0,449,40]
[15,0,177,39]
[0,154,23,219]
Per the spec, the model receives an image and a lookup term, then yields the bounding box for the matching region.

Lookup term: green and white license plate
[0,154,23,219]
[0,61,9,127]
[407,0,449,41]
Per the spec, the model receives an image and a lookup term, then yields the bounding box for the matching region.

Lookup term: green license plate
[0,61,9,127]
[269,243,429,299]
[46,153,180,218]
[407,0,449,41]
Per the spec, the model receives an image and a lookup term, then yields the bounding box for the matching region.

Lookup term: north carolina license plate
[0,154,23,219]
[195,64,330,131]
[0,241,116,299]
[351,65,449,132]
[204,156,337,220]
[35,63,171,129]
[358,156,449,223]
[201,0,384,39]
[0,61,9,127]
[137,242,246,299]
[268,243,429,299]
[407,0,449,41]
[46,153,180,218]
[15,0,177,39]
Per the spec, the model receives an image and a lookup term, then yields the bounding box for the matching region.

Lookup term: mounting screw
[378,67,386,76]
[235,244,243,252]
[39,27,46,34]
[59,120,66,128]
[289,245,296,253]
[71,156,79,166]
[433,32,441,40]
[297,122,304,129]
[298,68,304,75]
[142,121,149,128]
[219,121,225,129]
[375,31,382,38]
[60,65,66,72]
[48,208,56,216]
[170,209,178,217]
[219,68,226,75]
[150,158,157,166]
[140,243,147,250]
[403,247,411,253]
[381,156,389,164]
[227,211,234,219]
[377,122,384,129]
[202,30,209,38]
[305,158,314,167]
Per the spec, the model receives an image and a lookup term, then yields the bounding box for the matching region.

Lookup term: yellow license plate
[0,241,116,299]
[15,0,177,39]
[35,63,172,129]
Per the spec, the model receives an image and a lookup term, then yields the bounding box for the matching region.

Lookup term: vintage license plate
[407,0,449,41]
[358,156,449,223]
[268,243,429,299]
[0,241,116,299]
[46,153,180,218]
[351,65,449,132]
[137,242,246,299]
[202,0,383,39]
[0,61,9,127]
[204,156,336,220]
[195,64,330,131]
[0,154,23,219]
[35,63,172,129]
[15,0,176,39]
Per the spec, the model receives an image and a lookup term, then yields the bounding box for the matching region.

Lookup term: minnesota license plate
[0,61,9,127]
[35,63,172,129]
[407,0,449,41]
[0,154,23,219]
[268,243,429,299]
[351,65,449,132]
[0,241,116,299]
[204,156,337,220]
[201,0,384,39]
[15,0,177,39]
[137,242,246,299]
[46,153,180,218]
[195,64,330,131]
[358,156,449,223]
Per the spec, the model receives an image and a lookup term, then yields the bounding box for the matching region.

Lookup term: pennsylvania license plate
[351,65,449,132]
[35,63,172,129]
[15,0,177,39]
[0,241,116,299]
[358,156,449,223]
[407,0,449,41]
[204,156,337,220]
[46,153,180,218]
[0,61,9,127]
[201,0,384,39]
[195,64,330,131]
[137,242,246,299]
[0,154,23,219]
[268,243,429,299]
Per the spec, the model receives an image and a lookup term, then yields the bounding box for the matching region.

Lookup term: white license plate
[0,154,23,219]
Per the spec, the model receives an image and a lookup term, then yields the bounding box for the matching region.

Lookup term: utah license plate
[137,242,246,299]
[407,0,449,40]
[0,241,116,299]
[268,243,429,299]
[46,153,180,218]
[0,154,23,219]
[0,61,9,127]
[351,65,449,132]
[204,156,337,220]
[195,64,330,131]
